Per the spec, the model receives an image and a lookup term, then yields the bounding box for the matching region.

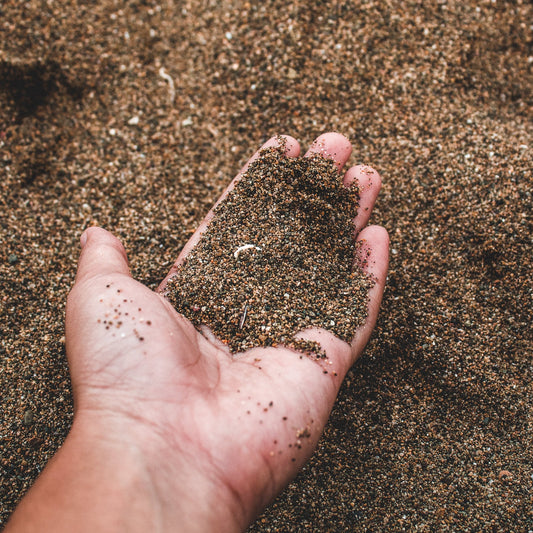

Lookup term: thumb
[75,227,131,283]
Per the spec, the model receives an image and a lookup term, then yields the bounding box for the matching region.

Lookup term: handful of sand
[166,145,372,355]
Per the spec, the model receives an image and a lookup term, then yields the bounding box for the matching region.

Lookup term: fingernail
[80,230,89,248]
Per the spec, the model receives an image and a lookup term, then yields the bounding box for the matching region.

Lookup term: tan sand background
[1,1,531,530]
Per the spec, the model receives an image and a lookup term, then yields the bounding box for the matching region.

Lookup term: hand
[5,133,389,533]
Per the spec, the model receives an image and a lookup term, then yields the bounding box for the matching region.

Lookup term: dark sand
[166,146,371,355]
[1,1,531,530]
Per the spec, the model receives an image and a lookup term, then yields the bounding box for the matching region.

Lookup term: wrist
[70,409,247,532]
[6,409,245,533]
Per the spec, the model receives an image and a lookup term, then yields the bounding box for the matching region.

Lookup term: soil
[1,1,531,531]
[165,145,371,355]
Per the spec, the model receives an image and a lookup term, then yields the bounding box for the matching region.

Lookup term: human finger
[349,224,389,355]
[304,132,352,171]
[343,164,382,232]
[74,226,131,284]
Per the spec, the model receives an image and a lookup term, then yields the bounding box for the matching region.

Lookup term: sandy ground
[1,1,531,530]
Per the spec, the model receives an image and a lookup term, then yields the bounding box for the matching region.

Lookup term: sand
[165,146,371,355]
[0,1,531,530]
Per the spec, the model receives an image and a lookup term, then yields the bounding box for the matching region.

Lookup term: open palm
[64,133,389,531]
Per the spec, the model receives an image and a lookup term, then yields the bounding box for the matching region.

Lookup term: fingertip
[79,226,125,251]
[75,227,131,283]
[314,131,351,151]
[261,134,301,157]
[305,132,352,170]
[344,164,382,191]
[238,135,301,177]
[359,224,389,246]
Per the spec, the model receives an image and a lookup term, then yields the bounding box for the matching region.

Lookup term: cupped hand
[65,133,389,531]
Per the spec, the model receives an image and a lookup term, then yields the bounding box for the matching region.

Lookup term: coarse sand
[165,145,372,355]
[1,1,531,531]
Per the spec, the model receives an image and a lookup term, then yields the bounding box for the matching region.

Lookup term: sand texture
[166,147,372,355]
[1,1,531,530]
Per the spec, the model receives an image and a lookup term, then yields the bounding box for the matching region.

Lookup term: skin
[5,133,389,533]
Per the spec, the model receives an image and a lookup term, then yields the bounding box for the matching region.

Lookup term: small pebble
[22,410,34,426]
